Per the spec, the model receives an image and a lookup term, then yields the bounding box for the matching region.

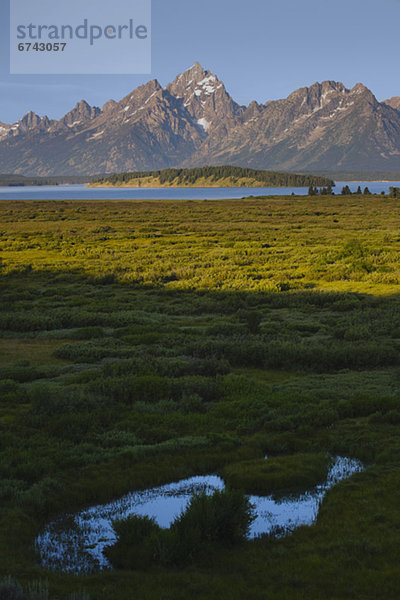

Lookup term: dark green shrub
[180,393,205,414]
[68,326,105,340]
[0,366,60,384]
[27,383,101,417]
[173,488,254,547]
[0,380,27,403]
[106,489,254,569]
[0,479,26,503]
[338,395,400,419]
[237,309,264,334]
[89,375,171,404]
[20,477,61,514]
[106,514,161,569]
[170,376,220,403]
[53,340,132,362]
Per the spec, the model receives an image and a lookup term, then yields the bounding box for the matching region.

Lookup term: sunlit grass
[1,195,400,294]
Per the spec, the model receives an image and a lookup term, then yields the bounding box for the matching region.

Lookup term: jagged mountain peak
[83,79,165,133]
[351,82,370,93]
[101,79,164,125]
[131,79,162,96]
[19,111,42,125]
[171,62,208,85]
[285,81,350,111]
[244,100,263,118]
[102,99,117,112]
[167,63,220,99]
[76,99,90,109]
[167,64,243,134]
[349,82,377,102]
[17,111,53,132]
[285,81,378,113]
[118,79,162,109]
[186,61,208,77]
[60,100,101,128]
[314,80,348,93]
[190,61,206,72]
[384,96,400,111]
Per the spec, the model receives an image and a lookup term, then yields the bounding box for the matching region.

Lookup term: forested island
[91,166,334,188]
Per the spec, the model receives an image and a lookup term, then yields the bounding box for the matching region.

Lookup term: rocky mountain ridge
[1,63,400,175]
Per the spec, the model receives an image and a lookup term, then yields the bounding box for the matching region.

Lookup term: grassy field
[1,195,400,599]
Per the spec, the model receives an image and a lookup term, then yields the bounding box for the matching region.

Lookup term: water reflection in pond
[35,456,363,574]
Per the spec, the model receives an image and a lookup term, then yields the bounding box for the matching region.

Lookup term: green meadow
[1,195,400,599]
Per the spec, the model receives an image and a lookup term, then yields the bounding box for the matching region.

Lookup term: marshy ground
[1,195,400,599]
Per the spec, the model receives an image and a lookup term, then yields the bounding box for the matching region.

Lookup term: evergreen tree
[363,187,371,195]
[341,185,352,195]
[357,186,362,195]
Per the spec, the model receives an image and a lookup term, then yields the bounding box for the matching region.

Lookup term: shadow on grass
[1,269,400,598]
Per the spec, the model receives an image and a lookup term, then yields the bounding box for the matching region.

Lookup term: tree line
[95,166,334,187]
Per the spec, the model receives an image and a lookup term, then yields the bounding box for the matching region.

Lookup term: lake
[0,181,399,200]
[35,456,363,575]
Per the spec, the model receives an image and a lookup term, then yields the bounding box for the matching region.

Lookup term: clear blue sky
[1,0,400,123]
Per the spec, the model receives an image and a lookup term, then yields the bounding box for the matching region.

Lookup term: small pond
[35,456,363,574]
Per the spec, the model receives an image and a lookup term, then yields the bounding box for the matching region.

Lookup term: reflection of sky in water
[36,457,363,574]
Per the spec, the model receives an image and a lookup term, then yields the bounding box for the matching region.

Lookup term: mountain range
[2,62,400,176]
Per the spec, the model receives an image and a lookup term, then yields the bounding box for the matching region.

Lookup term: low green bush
[105,488,254,569]
[67,326,106,340]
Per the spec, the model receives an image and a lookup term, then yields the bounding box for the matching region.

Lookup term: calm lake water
[35,456,363,575]
[0,182,399,200]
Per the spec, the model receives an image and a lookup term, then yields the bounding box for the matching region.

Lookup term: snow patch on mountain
[197,118,210,131]
[87,130,104,141]
[144,91,158,104]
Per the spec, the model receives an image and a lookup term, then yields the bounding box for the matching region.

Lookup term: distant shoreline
[90,180,400,189]
[89,182,314,189]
